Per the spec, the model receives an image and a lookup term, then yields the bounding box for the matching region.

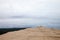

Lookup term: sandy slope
[0,27,60,40]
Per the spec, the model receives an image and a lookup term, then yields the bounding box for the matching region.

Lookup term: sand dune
[0,27,60,40]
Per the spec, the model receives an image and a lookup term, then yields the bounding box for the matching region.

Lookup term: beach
[0,26,60,40]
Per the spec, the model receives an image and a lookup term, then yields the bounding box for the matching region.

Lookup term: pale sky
[0,0,60,28]
[0,0,60,18]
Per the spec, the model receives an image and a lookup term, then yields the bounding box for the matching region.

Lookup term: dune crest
[0,27,60,40]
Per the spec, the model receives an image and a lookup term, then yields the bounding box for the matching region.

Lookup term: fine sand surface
[0,27,60,40]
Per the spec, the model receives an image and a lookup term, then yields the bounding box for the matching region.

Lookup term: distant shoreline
[0,28,27,35]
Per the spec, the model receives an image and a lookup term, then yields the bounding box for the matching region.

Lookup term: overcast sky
[0,0,60,18]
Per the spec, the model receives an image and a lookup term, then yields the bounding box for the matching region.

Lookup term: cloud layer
[0,0,60,18]
[0,0,60,28]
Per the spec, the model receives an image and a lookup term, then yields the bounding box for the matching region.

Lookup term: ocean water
[0,18,60,29]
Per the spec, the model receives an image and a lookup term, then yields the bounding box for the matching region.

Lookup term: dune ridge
[0,27,60,40]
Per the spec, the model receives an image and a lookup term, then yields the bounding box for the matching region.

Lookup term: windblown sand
[0,27,60,40]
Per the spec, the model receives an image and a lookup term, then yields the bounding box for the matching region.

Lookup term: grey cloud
[0,0,60,18]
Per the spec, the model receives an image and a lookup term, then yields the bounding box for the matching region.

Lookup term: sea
[0,18,60,29]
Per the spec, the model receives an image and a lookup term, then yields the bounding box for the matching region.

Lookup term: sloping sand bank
[0,27,60,40]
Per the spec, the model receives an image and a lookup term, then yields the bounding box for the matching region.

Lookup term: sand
[0,27,60,40]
